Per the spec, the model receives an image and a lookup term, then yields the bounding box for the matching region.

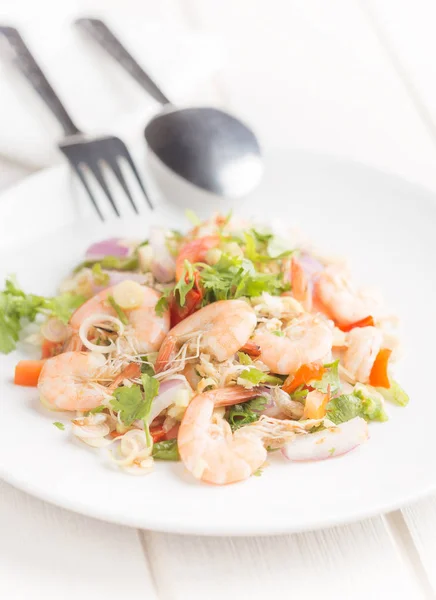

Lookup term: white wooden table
[2,1,436,598]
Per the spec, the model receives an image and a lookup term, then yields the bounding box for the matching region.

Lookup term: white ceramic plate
[1,150,435,536]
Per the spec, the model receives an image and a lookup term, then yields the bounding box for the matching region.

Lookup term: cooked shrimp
[314,265,377,326]
[69,284,170,354]
[290,257,312,311]
[38,351,111,411]
[155,299,257,372]
[175,235,219,280]
[252,313,333,375]
[343,326,382,383]
[178,386,267,484]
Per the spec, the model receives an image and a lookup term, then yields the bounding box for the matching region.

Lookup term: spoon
[75,18,263,201]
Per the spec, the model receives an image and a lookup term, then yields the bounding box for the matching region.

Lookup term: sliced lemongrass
[112,280,144,310]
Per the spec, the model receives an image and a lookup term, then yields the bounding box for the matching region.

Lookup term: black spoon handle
[76,18,170,105]
[0,26,81,136]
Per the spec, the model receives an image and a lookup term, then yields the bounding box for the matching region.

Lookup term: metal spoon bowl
[76,18,263,201]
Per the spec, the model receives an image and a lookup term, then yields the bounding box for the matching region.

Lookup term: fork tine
[120,150,154,210]
[71,163,104,221]
[105,155,139,214]
[87,160,120,217]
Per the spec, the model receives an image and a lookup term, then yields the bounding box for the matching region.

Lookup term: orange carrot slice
[369,348,391,388]
[339,315,374,332]
[282,363,326,394]
[14,360,45,387]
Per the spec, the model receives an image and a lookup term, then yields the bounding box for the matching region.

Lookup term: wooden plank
[142,517,425,599]
[361,0,436,151]
[0,481,158,600]
[184,0,436,192]
[398,500,436,595]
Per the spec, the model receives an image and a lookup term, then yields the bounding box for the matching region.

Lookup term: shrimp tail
[212,385,263,407]
[239,340,261,358]
[155,335,176,373]
[63,332,83,352]
[291,257,312,310]
[109,362,141,391]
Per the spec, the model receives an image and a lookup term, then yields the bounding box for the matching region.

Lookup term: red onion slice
[299,252,324,279]
[282,417,368,461]
[150,227,176,283]
[86,238,131,261]
[149,377,190,424]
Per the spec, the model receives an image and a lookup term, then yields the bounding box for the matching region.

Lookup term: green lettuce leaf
[238,367,283,387]
[376,379,409,407]
[327,383,389,425]
[237,351,252,365]
[313,360,341,394]
[353,383,388,422]
[326,394,363,424]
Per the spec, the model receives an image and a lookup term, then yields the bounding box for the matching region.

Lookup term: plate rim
[2,150,436,536]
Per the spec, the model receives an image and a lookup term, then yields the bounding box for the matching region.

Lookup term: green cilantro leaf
[0,277,85,353]
[152,439,180,461]
[107,295,129,325]
[226,396,267,431]
[155,287,172,317]
[110,374,160,446]
[110,385,146,427]
[45,294,85,324]
[174,260,195,305]
[53,421,65,430]
[197,253,287,305]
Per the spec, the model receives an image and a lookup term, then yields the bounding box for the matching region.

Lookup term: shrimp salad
[0,212,408,485]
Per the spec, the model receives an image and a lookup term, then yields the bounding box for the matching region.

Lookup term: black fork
[0,26,153,220]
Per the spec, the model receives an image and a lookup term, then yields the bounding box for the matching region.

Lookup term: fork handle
[76,18,170,105]
[0,26,80,136]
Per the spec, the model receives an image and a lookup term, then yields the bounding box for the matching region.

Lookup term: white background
[2,1,436,598]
